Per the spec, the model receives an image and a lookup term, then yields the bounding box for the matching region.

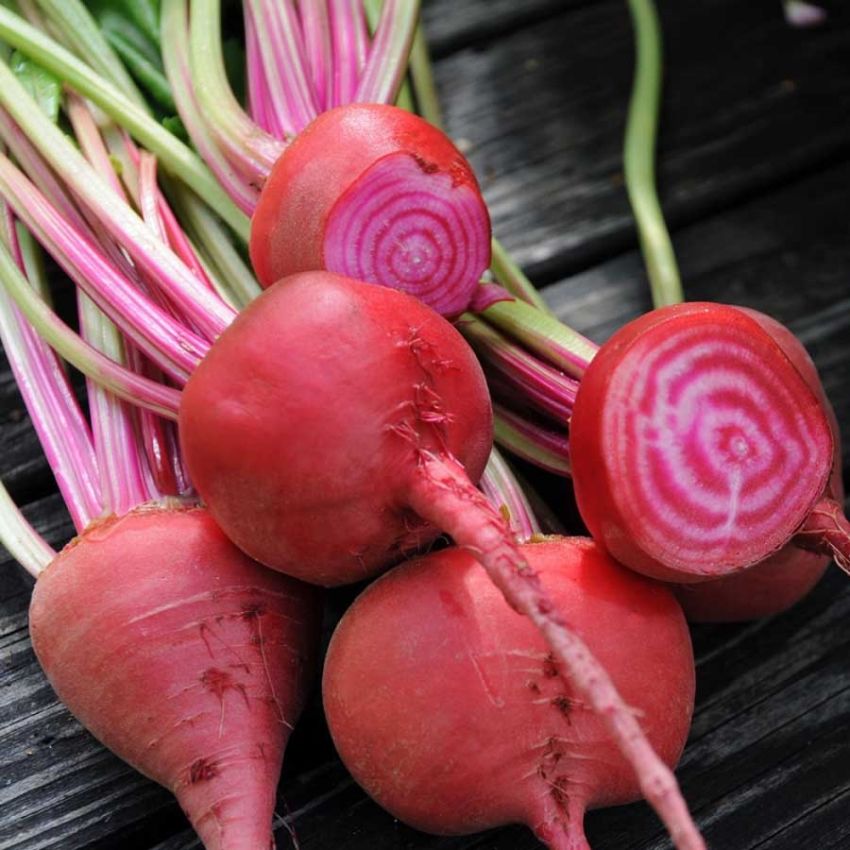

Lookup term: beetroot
[570,302,836,584]
[179,271,492,584]
[30,506,321,850]
[323,537,695,849]
[249,104,492,317]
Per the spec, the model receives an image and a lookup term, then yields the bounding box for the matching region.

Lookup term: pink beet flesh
[675,307,844,621]
[29,507,321,850]
[323,538,695,849]
[571,303,834,583]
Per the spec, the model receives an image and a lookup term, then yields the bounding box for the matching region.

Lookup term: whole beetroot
[323,537,695,849]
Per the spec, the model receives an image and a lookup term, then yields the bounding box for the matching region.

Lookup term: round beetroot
[324,537,695,848]
[179,271,492,585]
[674,307,844,621]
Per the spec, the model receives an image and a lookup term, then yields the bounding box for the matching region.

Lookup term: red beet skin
[179,272,492,585]
[674,308,844,621]
[570,303,834,584]
[249,104,491,317]
[323,538,695,849]
[29,506,321,850]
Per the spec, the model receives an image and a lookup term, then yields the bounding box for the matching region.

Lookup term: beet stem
[406,451,705,850]
[795,497,850,575]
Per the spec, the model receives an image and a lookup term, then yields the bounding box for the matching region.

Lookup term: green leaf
[83,0,174,112]
[161,114,188,142]
[9,50,61,123]
[84,0,160,46]
[105,27,174,111]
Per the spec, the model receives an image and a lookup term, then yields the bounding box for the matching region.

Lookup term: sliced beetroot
[248,104,491,317]
[29,506,321,850]
[323,537,696,849]
[570,303,834,583]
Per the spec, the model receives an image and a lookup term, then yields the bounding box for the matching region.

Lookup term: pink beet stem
[0,232,181,419]
[67,107,167,513]
[244,1,282,136]
[0,59,236,341]
[493,403,571,477]
[329,0,370,107]
[406,451,706,850]
[0,205,101,531]
[248,0,320,136]
[298,0,334,112]
[480,448,541,541]
[795,497,850,575]
[464,317,578,422]
[163,0,260,214]
[0,153,209,381]
[187,0,284,181]
[0,108,88,234]
[355,0,419,104]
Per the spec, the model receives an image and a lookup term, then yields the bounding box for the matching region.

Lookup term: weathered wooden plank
[422,0,574,57]
[437,0,850,282]
[0,356,55,503]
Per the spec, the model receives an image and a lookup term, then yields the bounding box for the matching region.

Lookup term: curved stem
[624,0,682,307]
[299,0,333,111]
[247,0,318,135]
[355,0,419,104]
[32,0,148,107]
[0,237,181,420]
[166,183,261,309]
[407,452,705,850]
[407,21,442,127]
[70,108,165,513]
[190,0,285,178]
[795,497,850,575]
[477,299,598,379]
[490,239,553,314]
[78,294,158,514]
[0,208,102,531]
[463,316,578,422]
[0,478,55,578]
[244,1,283,136]
[329,0,370,107]
[480,448,541,541]
[0,5,249,239]
[0,62,237,339]
[0,153,206,380]
[162,0,259,216]
[493,404,571,477]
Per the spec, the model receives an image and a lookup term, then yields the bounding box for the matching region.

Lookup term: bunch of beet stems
[0,0,596,477]
[0,8,712,850]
